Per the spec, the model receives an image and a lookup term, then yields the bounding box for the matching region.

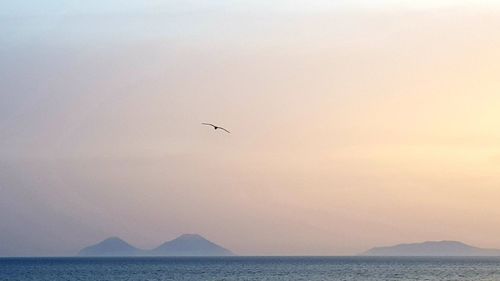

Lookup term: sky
[1,0,500,256]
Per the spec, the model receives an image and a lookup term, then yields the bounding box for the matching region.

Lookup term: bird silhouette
[202,123,230,133]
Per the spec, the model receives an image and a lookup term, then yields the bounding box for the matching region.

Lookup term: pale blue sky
[2,0,500,16]
[3,0,499,47]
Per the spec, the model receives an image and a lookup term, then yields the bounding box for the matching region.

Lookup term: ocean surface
[1,256,500,281]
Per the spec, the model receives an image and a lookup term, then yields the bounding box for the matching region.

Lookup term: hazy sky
[1,0,500,256]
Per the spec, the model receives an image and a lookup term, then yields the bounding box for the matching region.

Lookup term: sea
[1,256,500,281]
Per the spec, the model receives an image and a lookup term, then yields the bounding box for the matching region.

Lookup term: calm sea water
[1,257,500,281]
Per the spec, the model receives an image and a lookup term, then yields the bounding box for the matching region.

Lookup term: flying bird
[202,123,230,133]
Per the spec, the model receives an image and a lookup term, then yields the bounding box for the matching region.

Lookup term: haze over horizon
[1,0,500,256]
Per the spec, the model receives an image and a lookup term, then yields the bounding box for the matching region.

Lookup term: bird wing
[201,123,216,128]
[219,127,231,133]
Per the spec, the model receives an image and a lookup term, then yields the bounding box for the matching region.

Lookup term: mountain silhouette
[78,237,141,256]
[152,234,234,256]
[78,234,234,257]
[362,240,500,256]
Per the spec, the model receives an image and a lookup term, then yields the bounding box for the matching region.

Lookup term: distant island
[79,237,500,257]
[78,234,234,257]
[362,241,500,256]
